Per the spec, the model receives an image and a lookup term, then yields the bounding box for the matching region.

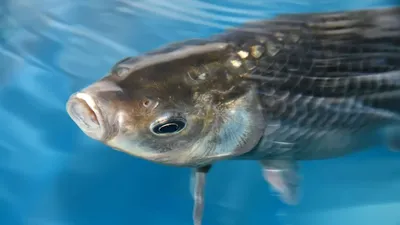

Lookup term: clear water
[1,0,400,225]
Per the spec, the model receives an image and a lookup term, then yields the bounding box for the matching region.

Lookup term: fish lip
[66,92,108,141]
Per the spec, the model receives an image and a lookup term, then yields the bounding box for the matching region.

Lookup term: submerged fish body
[66,6,400,225]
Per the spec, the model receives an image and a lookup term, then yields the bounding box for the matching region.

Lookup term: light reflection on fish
[66,6,400,225]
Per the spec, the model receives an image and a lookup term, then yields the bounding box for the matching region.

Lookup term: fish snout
[67,92,109,141]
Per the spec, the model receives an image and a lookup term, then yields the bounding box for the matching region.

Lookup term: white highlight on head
[85,80,123,93]
[119,42,229,79]
[76,93,97,109]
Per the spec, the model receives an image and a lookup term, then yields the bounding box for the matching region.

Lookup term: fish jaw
[66,80,123,142]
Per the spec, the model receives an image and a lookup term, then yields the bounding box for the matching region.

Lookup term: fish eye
[150,114,187,136]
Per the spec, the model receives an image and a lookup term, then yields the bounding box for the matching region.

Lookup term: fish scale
[216,8,400,99]
[259,90,397,132]
[225,8,400,160]
[237,39,400,97]
[66,6,400,225]
[222,7,400,205]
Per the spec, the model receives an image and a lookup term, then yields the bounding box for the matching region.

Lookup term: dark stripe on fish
[215,6,400,118]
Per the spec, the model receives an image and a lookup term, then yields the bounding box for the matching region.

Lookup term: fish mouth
[66,92,108,141]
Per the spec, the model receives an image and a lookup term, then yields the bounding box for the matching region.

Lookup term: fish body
[222,6,400,158]
[66,6,400,225]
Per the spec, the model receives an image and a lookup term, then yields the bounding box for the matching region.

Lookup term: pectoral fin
[260,159,301,205]
[190,165,212,225]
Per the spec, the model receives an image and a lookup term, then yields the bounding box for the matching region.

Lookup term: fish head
[66,42,265,167]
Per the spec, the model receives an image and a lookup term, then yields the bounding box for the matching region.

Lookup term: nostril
[67,95,101,131]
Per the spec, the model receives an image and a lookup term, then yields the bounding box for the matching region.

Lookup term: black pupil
[153,120,185,134]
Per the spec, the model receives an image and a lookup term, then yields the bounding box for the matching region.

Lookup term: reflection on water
[1,0,400,225]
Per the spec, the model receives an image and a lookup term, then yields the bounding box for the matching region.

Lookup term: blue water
[1,0,400,225]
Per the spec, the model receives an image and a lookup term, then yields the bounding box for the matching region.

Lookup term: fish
[66,6,400,225]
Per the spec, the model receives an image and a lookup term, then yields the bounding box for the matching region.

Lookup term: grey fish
[66,6,400,225]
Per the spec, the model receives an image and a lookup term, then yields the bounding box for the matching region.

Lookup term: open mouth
[66,93,105,140]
